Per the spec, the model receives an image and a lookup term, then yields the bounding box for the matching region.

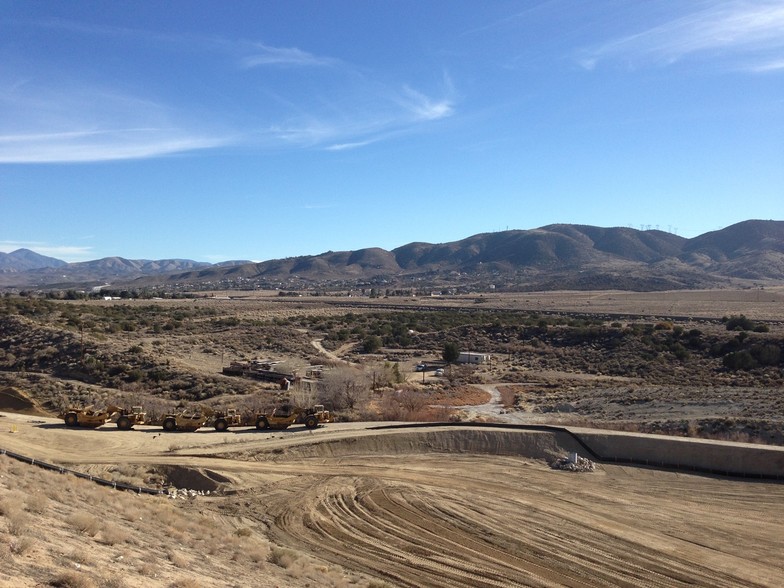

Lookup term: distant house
[458,352,491,364]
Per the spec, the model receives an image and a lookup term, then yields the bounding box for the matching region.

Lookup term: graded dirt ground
[2,412,784,587]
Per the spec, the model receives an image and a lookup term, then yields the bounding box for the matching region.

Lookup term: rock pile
[551,453,596,472]
[167,487,212,499]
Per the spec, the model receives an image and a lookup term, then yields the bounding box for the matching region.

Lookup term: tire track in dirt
[259,467,765,588]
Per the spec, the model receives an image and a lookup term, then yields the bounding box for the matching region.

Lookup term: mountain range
[2,220,782,292]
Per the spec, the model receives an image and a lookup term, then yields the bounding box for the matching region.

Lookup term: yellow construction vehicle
[211,408,244,432]
[108,405,147,430]
[60,406,111,428]
[254,404,330,431]
[160,409,209,432]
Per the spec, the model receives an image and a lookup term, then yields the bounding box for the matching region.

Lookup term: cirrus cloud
[578,1,784,72]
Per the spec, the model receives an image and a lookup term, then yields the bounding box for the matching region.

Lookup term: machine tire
[64,413,78,427]
[163,417,177,432]
[117,416,132,430]
[214,419,228,432]
[256,416,269,430]
[304,415,319,429]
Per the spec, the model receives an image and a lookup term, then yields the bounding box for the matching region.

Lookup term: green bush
[724,315,755,331]
[361,335,382,354]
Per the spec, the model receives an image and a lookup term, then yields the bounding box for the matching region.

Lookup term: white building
[458,352,491,364]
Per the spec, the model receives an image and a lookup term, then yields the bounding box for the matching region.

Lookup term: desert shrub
[10,536,35,555]
[669,343,690,361]
[723,350,757,371]
[0,494,23,517]
[269,546,299,569]
[98,525,130,546]
[125,369,144,383]
[6,511,29,536]
[25,492,49,514]
[66,512,101,536]
[48,570,97,588]
[246,546,269,564]
[169,578,202,588]
[96,576,127,588]
[65,549,92,566]
[167,549,188,568]
[724,315,755,331]
[361,335,382,353]
[751,344,781,366]
[135,561,159,577]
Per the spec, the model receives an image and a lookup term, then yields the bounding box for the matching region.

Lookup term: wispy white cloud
[0,18,456,162]
[240,43,338,68]
[578,1,784,72]
[750,58,784,72]
[401,86,455,121]
[0,80,232,163]
[38,18,338,70]
[264,77,456,152]
[0,129,226,163]
[326,138,381,151]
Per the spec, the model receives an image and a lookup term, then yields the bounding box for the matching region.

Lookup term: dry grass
[97,576,127,588]
[0,453,323,586]
[269,546,299,569]
[135,560,159,577]
[48,570,97,588]
[6,511,30,536]
[0,493,24,517]
[66,512,101,536]
[25,491,49,514]
[166,549,189,568]
[168,578,202,588]
[97,525,130,546]
[9,535,34,555]
[64,548,92,566]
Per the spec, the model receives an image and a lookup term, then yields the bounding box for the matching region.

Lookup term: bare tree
[397,388,428,417]
[289,381,318,409]
[319,366,371,411]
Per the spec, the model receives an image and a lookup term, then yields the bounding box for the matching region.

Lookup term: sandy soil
[2,411,783,587]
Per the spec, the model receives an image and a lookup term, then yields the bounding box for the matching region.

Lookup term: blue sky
[1,1,782,263]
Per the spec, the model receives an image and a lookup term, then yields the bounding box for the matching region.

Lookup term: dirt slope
[0,387,51,417]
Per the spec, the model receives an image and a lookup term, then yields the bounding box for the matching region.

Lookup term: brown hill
[1,220,782,290]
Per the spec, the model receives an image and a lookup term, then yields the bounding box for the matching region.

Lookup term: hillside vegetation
[1,292,782,443]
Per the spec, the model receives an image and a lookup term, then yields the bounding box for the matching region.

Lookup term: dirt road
[2,412,783,587]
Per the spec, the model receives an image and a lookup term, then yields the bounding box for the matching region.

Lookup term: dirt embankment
[0,387,51,417]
